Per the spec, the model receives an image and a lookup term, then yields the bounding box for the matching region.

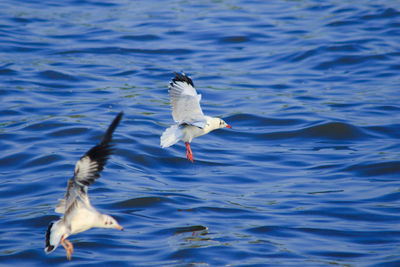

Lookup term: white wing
[169,73,206,128]
[56,112,123,214]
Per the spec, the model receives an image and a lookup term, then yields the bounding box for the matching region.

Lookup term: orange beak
[226,125,232,129]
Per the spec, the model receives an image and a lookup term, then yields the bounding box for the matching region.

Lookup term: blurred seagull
[45,112,124,260]
[161,73,231,162]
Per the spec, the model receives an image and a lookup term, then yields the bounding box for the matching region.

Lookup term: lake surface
[1,0,399,266]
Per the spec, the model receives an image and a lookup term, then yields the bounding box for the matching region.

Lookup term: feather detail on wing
[169,73,206,127]
[74,112,123,187]
[58,112,123,215]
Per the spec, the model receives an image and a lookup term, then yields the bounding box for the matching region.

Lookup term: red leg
[60,236,74,260]
[185,142,193,163]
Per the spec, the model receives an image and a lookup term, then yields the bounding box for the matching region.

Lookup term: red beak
[226,125,232,129]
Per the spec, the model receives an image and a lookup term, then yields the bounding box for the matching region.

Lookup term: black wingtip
[172,72,194,87]
[101,112,123,145]
[45,222,54,253]
[81,111,123,179]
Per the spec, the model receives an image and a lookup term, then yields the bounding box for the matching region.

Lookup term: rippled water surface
[1,0,400,266]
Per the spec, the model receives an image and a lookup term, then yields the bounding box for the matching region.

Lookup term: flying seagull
[45,112,124,260]
[161,73,231,162]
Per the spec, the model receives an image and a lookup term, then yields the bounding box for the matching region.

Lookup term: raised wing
[74,111,122,187]
[57,112,123,214]
[169,73,206,128]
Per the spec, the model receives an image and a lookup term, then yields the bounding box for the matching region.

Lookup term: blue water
[1,0,400,266]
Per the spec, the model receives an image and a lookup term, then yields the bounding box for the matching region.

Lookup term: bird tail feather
[160,125,183,148]
[55,199,66,214]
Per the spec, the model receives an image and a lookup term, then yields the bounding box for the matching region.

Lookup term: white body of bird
[160,73,231,162]
[45,112,124,260]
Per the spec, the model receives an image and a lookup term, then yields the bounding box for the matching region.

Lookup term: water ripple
[0,0,399,266]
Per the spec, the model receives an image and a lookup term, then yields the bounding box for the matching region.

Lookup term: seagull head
[101,215,123,231]
[218,118,232,129]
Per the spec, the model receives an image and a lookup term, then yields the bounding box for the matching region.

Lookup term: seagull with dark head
[161,73,231,162]
[45,112,124,260]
